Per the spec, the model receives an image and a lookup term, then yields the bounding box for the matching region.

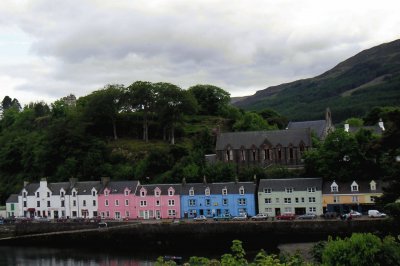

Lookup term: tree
[233,112,276,132]
[188,84,230,116]
[345,117,364,126]
[125,81,158,142]
[257,109,288,129]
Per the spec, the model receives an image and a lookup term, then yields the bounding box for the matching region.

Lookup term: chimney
[378,118,385,131]
[40,178,47,188]
[235,177,239,184]
[101,177,110,186]
[253,174,257,184]
[344,123,349,132]
[182,177,186,186]
[203,175,207,185]
[23,181,29,187]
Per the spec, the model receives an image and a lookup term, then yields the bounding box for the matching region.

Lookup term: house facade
[322,180,383,213]
[258,178,323,217]
[215,128,312,168]
[98,180,139,220]
[6,194,19,218]
[180,181,256,218]
[135,184,181,219]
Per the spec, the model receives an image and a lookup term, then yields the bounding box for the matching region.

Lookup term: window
[205,199,210,206]
[106,211,110,217]
[370,181,376,191]
[352,196,358,203]
[60,191,64,197]
[47,201,50,207]
[140,200,147,207]
[333,196,340,203]
[265,198,272,204]
[285,188,293,193]
[222,188,227,195]
[37,201,40,207]
[125,199,129,206]
[104,190,109,196]
[295,198,299,203]
[115,212,120,219]
[36,192,40,198]
[223,198,228,205]
[126,211,130,217]
[125,190,129,196]
[308,197,316,203]
[140,190,146,197]
[72,191,76,197]
[168,199,175,206]
[370,196,377,202]
[264,188,272,193]
[156,200,160,206]
[73,200,76,207]
[23,201,27,207]
[284,198,291,204]
[301,197,305,203]
[47,192,50,197]
[284,207,292,213]
[238,198,246,205]
[239,186,245,195]
[155,190,160,197]
[189,188,194,196]
[93,200,96,206]
[352,185,358,191]
[265,208,273,213]
[189,199,196,206]
[83,200,86,207]
[168,189,174,196]
[61,200,65,207]
[205,188,210,196]
[115,200,119,206]
[331,186,338,192]
[92,191,96,196]
[309,207,316,213]
[72,211,77,217]
[307,187,316,193]
[168,209,176,217]
[105,200,109,206]
[206,209,212,216]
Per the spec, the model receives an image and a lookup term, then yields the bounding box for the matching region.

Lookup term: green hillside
[234,39,400,122]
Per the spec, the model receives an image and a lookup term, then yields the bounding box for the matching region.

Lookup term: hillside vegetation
[234,39,400,122]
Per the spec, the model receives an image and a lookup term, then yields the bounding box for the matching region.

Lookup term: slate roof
[20,183,40,195]
[73,181,103,195]
[6,194,18,203]
[322,180,383,194]
[348,125,384,135]
[216,128,311,150]
[258,178,323,192]
[181,182,256,195]
[48,182,71,193]
[101,180,139,195]
[287,120,327,139]
[136,184,181,196]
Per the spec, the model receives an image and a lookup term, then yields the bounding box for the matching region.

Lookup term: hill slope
[234,39,400,122]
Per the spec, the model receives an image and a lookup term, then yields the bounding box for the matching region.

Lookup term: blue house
[180,180,256,218]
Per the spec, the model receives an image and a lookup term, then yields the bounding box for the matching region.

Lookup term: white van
[368,210,387,218]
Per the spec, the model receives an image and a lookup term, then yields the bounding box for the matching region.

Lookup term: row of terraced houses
[5,177,383,220]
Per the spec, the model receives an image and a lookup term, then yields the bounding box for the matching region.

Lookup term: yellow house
[322,180,383,214]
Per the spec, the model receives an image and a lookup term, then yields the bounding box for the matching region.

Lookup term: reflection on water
[0,246,156,266]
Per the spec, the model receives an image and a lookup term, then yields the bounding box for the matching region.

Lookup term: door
[156,210,161,219]
[144,210,149,219]
[199,209,204,215]
[54,211,59,219]
[275,208,281,216]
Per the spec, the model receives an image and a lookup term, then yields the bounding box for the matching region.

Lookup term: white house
[5,194,19,218]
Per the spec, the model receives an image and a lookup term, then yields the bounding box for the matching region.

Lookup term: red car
[276,213,296,220]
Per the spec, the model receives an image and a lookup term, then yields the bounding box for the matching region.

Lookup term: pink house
[98,180,139,220]
[135,184,181,219]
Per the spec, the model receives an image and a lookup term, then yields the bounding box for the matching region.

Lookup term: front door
[144,210,149,219]
[54,211,59,219]
[199,209,204,215]
[156,210,161,219]
[275,208,281,216]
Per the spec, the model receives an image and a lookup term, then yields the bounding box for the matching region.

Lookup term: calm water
[0,246,157,266]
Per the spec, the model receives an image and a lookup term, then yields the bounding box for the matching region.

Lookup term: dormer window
[72,191,77,197]
[285,188,293,194]
[155,188,161,197]
[140,189,146,197]
[239,186,245,195]
[124,190,129,196]
[331,181,338,192]
[351,181,359,192]
[60,191,65,197]
[104,190,109,196]
[92,190,96,196]
[189,188,194,196]
[36,192,40,198]
[168,188,174,196]
[370,180,376,191]
[222,188,227,195]
[205,187,210,196]
[307,187,316,193]
[47,192,50,197]
[23,191,27,198]
[264,188,272,194]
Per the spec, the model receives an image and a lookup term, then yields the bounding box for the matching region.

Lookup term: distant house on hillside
[344,119,385,135]
[287,108,335,140]
[215,128,312,168]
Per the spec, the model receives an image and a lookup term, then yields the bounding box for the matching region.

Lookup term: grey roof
[216,128,311,150]
[287,120,326,138]
[181,182,256,195]
[258,178,323,192]
[21,183,40,195]
[348,125,384,135]
[73,181,103,195]
[136,184,181,196]
[322,180,383,194]
[101,180,139,195]
[6,194,19,203]
[48,182,71,193]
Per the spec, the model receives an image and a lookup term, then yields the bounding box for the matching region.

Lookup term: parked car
[98,221,108,228]
[193,215,207,221]
[368,210,387,218]
[276,213,296,220]
[34,216,51,223]
[213,214,232,221]
[232,214,247,221]
[251,213,268,221]
[348,210,362,218]
[298,213,317,220]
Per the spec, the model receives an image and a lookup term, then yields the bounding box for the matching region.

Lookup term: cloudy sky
[1,0,400,105]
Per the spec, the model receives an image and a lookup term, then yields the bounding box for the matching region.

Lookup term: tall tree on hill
[188,84,230,116]
[125,81,158,142]
[155,82,198,144]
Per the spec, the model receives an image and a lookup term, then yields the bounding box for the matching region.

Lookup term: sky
[1,0,400,106]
